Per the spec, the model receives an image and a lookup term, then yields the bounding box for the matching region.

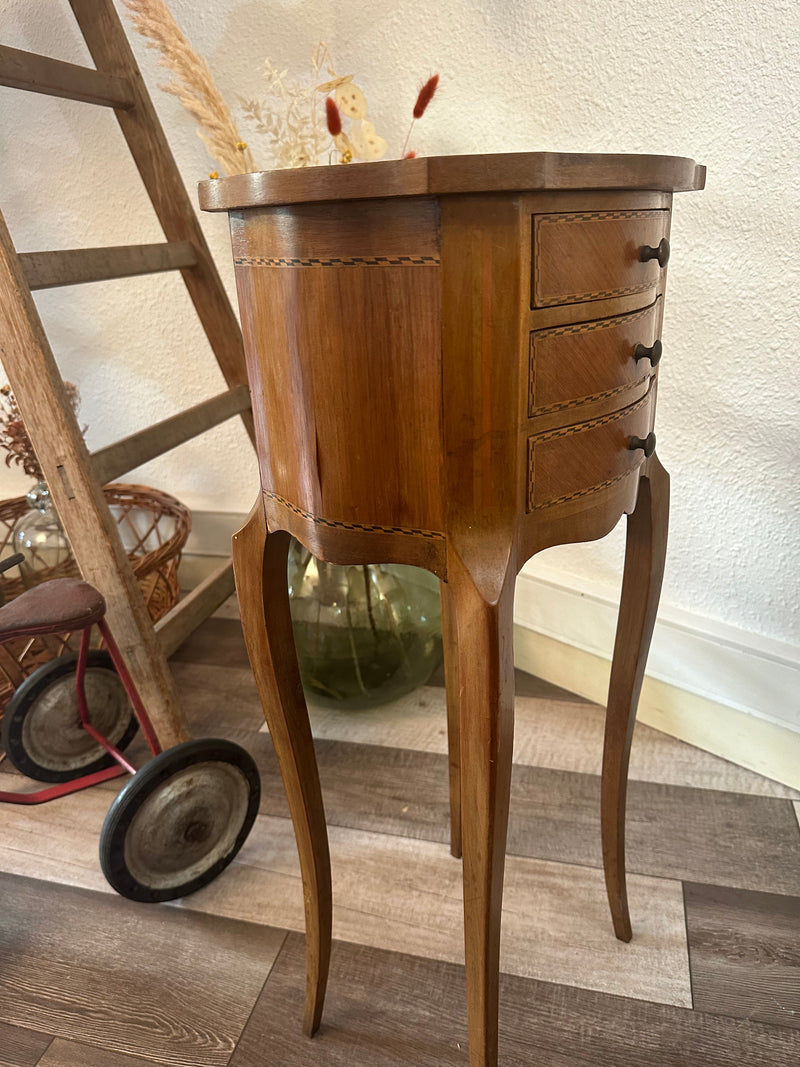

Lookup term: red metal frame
[0,619,163,806]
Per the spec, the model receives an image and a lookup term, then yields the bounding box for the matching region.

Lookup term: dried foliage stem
[0,383,84,483]
[402,74,440,157]
[122,0,256,175]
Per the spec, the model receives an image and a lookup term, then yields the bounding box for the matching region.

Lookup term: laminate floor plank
[36,1038,172,1067]
[684,882,800,1030]
[169,660,800,798]
[0,1019,52,1067]
[307,740,800,894]
[0,772,119,892]
[505,763,800,896]
[152,723,800,897]
[0,872,286,1066]
[231,932,800,1067]
[180,813,692,1007]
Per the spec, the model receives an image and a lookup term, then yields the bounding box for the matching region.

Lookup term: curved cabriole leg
[440,579,462,859]
[232,500,332,1036]
[602,454,670,942]
[449,554,516,1067]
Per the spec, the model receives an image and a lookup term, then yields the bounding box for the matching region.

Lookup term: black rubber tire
[99,737,261,903]
[0,650,139,782]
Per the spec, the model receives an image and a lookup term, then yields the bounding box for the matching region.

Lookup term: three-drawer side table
[200,152,705,1067]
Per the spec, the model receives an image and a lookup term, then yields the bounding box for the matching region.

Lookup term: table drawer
[527,385,655,511]
[532,209,669,308]
[529,299,661,416]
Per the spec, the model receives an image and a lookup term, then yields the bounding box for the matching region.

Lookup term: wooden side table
[201,152,705,1067]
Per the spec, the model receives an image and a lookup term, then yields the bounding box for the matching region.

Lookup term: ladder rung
[0,44,134,109]
[156,559,236,657]
[92,384,252,485]
[20,242,198,290]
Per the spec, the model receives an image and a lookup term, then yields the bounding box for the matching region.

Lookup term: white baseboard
[514,571,800,790]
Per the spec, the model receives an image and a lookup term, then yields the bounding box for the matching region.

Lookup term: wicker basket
[0,483,190,713]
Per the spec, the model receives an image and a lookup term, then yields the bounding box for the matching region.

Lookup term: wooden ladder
[0,0,254,747]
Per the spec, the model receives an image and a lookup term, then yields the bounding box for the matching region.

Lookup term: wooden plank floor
[1,601,799,1065]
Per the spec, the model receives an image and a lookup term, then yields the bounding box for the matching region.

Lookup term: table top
[198,151,705,212]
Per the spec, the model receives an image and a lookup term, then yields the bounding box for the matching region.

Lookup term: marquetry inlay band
[529,468,639,511]
[528,302,660,416]
[530,374,653,419]
[540,209,667,223]
[533,299,658,342]
[235,254,440,268]
[526,386,653,511]
[533,209,668,307]
[529,384,652,444]
[265,491,446,541]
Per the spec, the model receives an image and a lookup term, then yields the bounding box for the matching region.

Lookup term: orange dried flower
[413,74,439,119]
[325,96,342,136]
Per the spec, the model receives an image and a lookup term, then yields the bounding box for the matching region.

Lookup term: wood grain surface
[178,814,691,1007]
[199,152,706,211]
[684,882,800,1029]
[36,1039,171,1067]
[0,1018,52,1067]
[229,933,798,1067]
[0,872,285,1065]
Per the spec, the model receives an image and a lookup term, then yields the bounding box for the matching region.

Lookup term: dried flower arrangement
[123,0,255,175]
[0,383,84,482]
[122,0,439,174]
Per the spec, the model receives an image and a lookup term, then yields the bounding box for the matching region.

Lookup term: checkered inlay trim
[529,300,659,416]
[236,254,440,268]
[266,492,445,541]
[532,209,668,307]
[527,385,653,511]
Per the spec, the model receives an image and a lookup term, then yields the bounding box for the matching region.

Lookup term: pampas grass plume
[122,0,255,175]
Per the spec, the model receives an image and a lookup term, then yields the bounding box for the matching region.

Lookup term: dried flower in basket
[0,383,85,483]
[122,0,255,176]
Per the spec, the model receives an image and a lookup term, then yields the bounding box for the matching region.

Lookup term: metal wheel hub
[21,669,131,772]
[122,760,251,891]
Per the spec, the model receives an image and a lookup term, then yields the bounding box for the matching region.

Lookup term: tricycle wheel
[99,737,260,902]
[0,650,138,782]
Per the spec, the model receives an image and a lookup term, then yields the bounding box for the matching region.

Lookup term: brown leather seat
[0,578,106,642]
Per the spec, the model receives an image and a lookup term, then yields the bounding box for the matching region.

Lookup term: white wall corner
[513,571,800,790]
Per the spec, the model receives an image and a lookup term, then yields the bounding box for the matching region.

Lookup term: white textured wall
[1,2,798,688]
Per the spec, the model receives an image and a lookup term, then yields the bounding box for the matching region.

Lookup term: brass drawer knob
[634,339,663,366]
[629,432,657,458]
[640,238,670,268]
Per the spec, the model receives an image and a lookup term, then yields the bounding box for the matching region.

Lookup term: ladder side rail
[0,210,189,750]
[0,43,134,108]
[69,0,256,446]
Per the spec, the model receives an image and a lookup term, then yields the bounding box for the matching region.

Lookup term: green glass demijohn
[287,541,443,710]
